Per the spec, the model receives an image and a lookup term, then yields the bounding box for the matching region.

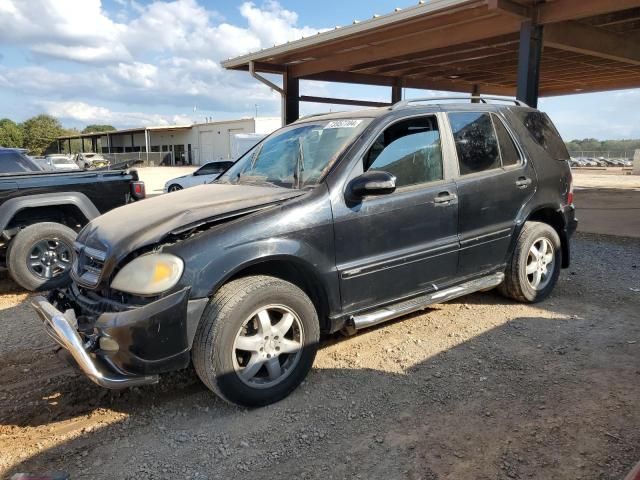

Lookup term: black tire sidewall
[7,222,77,291]
[516,224,562,302]
[202,278,319,407]
[169,184,182,192]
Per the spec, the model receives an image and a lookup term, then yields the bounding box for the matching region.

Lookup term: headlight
[111,253,184,296]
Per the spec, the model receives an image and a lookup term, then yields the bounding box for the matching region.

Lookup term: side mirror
[346,170,396,200]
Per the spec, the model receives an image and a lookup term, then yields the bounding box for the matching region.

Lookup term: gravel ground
[1,232,639,480]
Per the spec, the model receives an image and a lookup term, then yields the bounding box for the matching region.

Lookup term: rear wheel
[499,221,561,303]
[7,222,77,291]
[192,275,319,407]
[168,184,183,192]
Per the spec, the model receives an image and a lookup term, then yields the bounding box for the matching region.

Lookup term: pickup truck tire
[7,222,77,291]
[499,221,562,303]
[192,275,319,407]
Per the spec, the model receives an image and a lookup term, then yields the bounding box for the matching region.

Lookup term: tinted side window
[0,151,40,174]
[449,112,500,175]
[493,116,521,167]
[364,116,443,188]
[197,163,222,175]
[518,111,569,160]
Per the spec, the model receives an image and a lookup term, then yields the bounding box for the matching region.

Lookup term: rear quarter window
[517,111,569,160]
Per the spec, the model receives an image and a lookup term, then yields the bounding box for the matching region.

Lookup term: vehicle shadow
[0,269,26,295]
[4,301,639,480]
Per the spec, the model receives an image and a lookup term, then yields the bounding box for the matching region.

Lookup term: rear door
[332,113,460,313]
[447,111,535,277]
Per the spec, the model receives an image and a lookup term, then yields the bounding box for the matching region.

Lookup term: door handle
[434,191,457,205]
[515,176,532,188]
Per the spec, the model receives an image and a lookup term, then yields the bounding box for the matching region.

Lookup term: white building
[57,117,281,166]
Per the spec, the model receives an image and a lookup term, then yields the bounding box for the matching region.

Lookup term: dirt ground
[572,169,640,239]
[0,231,638,480]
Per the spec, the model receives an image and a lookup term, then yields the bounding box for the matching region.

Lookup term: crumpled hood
[77,183,304,264]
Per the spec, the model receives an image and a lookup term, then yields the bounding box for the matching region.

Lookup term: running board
[350,272,504,331]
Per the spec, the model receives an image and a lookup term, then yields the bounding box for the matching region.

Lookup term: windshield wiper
[294,138,305,189]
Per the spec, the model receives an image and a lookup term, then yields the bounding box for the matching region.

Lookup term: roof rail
[294,111,343,122]
[391,96,529,109]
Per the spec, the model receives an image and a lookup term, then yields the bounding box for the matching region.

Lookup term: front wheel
[7,222,77,291]
[192,275,319,407]
[499,221,562,303]
[168,184,183,192]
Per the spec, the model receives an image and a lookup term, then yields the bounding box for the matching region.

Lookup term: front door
[332,114,459,313]
[447,111,536,276]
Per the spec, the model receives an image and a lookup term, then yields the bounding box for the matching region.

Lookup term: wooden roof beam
[300,70,514,96]
[545,21,640,66]
[488,0,640,24]
[538,0,640,24]
[289,15,521,78]
[486,0,531,19]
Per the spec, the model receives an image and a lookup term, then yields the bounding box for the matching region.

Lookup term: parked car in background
[164,160,234,192]
[39,154,81,171]
[0,147,145,291]
[34,98,577,407]
[569,158,586,168]
[75,152,109,169]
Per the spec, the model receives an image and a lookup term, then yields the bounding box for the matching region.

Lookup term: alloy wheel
[232,305,304,389]
[525,237,555,290]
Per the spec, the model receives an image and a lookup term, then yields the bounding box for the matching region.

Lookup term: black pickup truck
[0,147,145,291]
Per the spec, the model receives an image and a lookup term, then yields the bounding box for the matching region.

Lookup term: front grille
[73,242,107,287]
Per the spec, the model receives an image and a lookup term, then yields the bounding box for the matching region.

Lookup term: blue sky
[1,0,639,140]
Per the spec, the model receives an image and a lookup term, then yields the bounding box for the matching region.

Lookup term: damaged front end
[32,284,209,389]
[31,183,306,388]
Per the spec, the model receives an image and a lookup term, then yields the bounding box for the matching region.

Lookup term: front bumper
[32,297,159,388]
[32,287,209,389]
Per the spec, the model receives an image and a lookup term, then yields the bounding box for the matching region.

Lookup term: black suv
[33,97,577,407]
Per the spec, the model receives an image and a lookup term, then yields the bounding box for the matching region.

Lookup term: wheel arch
[518,205,570,268]
[215,255,332,334]
[0,193,100,234]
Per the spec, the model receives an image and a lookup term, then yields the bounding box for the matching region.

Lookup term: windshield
[217,118,370,189]
[51,157,74,165]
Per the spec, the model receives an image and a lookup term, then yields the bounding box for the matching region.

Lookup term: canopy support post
[517,19,543,108]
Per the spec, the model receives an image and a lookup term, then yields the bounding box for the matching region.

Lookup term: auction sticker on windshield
[324,120,363,129]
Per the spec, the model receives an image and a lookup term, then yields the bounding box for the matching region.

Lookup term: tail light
[130,181,146,200]
[566,171,574,206]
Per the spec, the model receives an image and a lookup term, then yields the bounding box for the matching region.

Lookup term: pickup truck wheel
[499,221,561,303]
[7,222,77,291]
[192,275,319,407]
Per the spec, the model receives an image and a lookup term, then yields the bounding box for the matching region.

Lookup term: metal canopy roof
[222,0,640,98]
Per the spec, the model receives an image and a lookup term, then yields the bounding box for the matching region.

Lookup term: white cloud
[40,100,193,127]
[0,0,324,126]
[0,0,128,63]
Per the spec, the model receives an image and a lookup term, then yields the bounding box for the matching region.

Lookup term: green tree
[22,114,65,155]
[0,118,25,148]
[82,124,116,134]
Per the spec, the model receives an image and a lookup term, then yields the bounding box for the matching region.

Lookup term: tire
[168,184,183,192]
[498,221,562,303]
[192,275,320,407]
[7,222,77,292]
